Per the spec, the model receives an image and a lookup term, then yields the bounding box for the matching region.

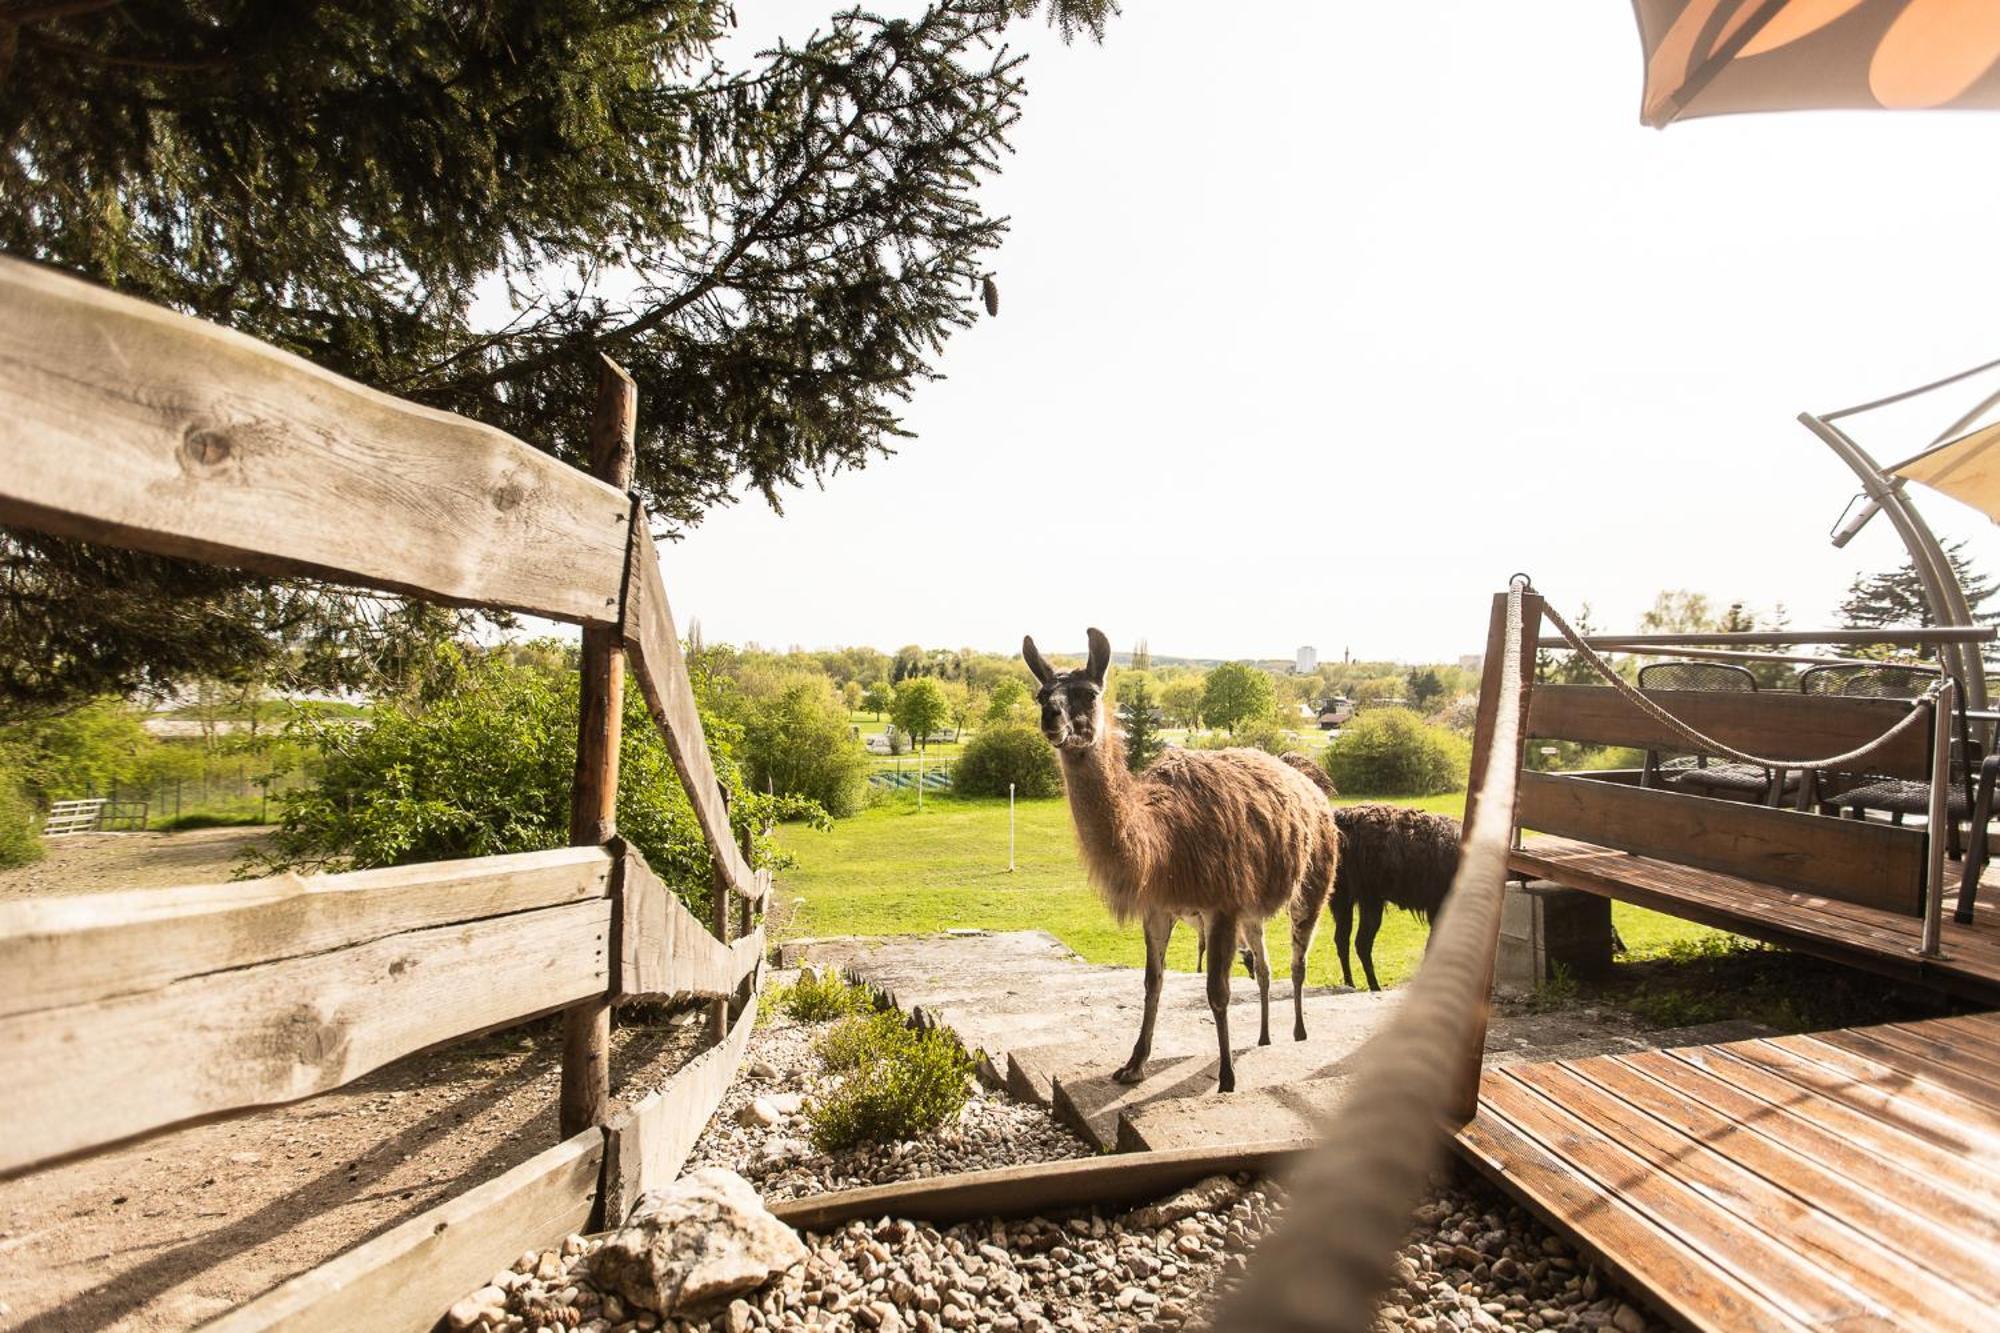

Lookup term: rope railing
[1538,598,1943,771]
[1218,579,1531,1332]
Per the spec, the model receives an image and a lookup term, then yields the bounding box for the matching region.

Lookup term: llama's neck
[1059,733,1154,921]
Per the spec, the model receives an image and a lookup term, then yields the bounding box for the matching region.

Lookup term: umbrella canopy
[1889,420,2000,524]
[1634,0,2000,127]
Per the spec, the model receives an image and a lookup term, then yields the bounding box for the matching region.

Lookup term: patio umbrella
[1634,0,2000,127]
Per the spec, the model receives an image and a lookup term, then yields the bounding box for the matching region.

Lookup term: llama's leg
[1291,888,1325,1042]
[1204,912,1238,1093]
[1330,884,1355,990]
[1192,913,1206,975]
[1246,924,1272,1046]
[1356,896,1385,992]
[1114,909,1173,1085]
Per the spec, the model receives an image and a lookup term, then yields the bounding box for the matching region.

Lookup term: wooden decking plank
[1512,836,2000,1003]
[1633,1048,2000,1244]
[1909,1013,2000,1063]
[1574,1056,2000,1309]
[1686,1046,2000,1205]
[1458,1099,1804,1333]
[1481,1070,1871,1328]
[1849,1024,2000,1094]
[1723,1040,2000,1165]
[1772,1033,2000,1138]
[1510,1063,1954,1327]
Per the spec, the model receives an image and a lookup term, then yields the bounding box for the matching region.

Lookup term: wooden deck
[1513,834,2000,1005]
[1457,1011,2000,1332]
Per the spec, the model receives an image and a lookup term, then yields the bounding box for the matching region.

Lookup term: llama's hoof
[1111,1062,1146,1085]
[1217,1075,1236,1094]
[1257,1033,1272,1047]
[1294,1026,1307,1042]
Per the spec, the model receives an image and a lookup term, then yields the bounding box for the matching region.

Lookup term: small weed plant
[1526,962,1580,1013]
[807,1010,973,1151]
[770,970,873,1023]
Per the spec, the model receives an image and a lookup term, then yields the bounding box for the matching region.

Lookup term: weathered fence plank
[1,899,611,1177]
[1517,770,1927,914]
[0,256,630,624]
[615,846,766,1000]
[0,847,613,1021]
[623,529,758,897]
[208,1128,603,1333]
[601,971,761,1224]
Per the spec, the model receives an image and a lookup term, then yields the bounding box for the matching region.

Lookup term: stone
[1612,1303,1646,1333]
[748,1059,780,1080]
[1126,1176,1242,1230]
[725,1298,755,1333]
[446,1297,487,1331]
[768,1092,806,1116]
[590,1168,807,1316]
[751,1138,811,1174]
[737,1098,782,1128]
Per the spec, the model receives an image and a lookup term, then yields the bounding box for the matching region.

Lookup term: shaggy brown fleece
[1060,730,1339,927]
[1329,803,1462,990]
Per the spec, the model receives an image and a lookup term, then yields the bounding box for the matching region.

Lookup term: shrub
[252,642,822,917]
[742,681,872,818]
[953,724,1061,798]
[1320,708,1469,796]
[807,1011,973,1150]
[0,778,42,870]
[774,970,874,1023]
[1190,718,1295,756]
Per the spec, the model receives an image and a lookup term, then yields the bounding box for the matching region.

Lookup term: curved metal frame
[1798,411,1987,711]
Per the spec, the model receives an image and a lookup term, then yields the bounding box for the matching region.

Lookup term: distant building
[1295,645,1317,674]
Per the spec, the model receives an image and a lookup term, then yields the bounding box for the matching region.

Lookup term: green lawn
[773,789,1719,989]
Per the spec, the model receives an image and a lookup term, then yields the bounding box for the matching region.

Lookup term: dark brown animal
[1025,628,1336,1093]
[1328,804,1462,991]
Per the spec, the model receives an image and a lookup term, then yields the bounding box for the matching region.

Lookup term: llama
[1025,628,1337,1093]
[1327,804,1462,991]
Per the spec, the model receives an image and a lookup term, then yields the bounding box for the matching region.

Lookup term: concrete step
[1120,1018,1785,1154]
[1035,990,1404,1151]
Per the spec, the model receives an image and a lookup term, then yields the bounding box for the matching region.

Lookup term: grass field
[773,789,1724,989]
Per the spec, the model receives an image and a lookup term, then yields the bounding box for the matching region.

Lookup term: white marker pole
[917,743,925,811]
[1009,782,1016,872]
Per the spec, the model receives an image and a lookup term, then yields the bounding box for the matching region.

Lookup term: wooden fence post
[561,358,637,1140]
[1453,586,1541,1124]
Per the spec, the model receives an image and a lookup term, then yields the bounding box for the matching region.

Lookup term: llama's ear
[1085,627,1111,684]
[1023,635,1056,686]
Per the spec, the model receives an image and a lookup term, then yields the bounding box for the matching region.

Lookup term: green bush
[774,970,874,1023]
[1320,708,1469,796]
[742,681,872,818]
[252,642,822,916]
[952,724,1061,798]
[1190,718,1296,756]
[807,1011,974,1150]
[0,779,43,870]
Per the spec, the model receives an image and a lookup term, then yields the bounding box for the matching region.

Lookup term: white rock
[1127,1176,1242,1230]
[767,1092,806,1116]
[725,1297,755,1332]
[590,1168,806,1316]
[736,1098,782,1128]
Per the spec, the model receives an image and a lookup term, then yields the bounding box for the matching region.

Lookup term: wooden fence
[0,256,770,1329]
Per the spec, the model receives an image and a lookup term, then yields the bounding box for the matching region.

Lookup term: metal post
[1009,782,1016,871]
[1921,678,1954,959]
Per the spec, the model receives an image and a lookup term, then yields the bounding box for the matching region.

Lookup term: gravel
[679,1007,1093,1200]
[449,990,1668,1332]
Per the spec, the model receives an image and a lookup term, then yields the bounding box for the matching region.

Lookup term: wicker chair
[1803,662,1975,860]
[1636,662,1793,803]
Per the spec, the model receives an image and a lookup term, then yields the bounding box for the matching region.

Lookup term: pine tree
[1132,639,1151,671]
[1839,541,1999,660]
[0,0,1115,713]
[1118,679,1166,774]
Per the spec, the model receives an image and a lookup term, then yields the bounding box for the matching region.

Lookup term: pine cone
[981,275,999,317]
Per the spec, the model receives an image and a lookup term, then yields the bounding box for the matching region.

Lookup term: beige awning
[1635,0,2000,128]
[1889,420,2000,523]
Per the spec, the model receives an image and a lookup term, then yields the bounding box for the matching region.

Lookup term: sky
[642,1,2000,664]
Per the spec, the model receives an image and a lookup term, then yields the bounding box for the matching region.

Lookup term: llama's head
[1022,627,1111,752]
